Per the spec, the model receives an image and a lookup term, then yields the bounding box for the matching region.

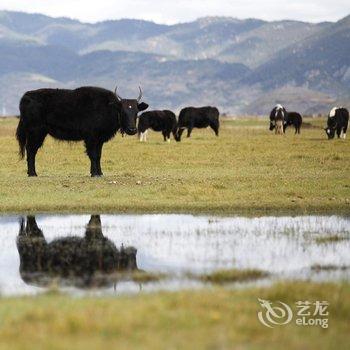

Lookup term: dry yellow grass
[0,281,349,349]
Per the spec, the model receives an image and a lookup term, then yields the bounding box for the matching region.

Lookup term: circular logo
[258,298,293,328]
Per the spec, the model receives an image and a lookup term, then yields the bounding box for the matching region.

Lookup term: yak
[16,86,149,177]
[138,110,177,142]
[175,106,219,141]
[17,215,139,288]
[324,107,349,139]
[284,112,303,134]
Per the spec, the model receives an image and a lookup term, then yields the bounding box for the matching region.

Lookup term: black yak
[284,112,303,134]
[325,107,349,139]
[138,110,177,142]
[16,86,148,177]
[175,106,219,141]
[17,215,139,288]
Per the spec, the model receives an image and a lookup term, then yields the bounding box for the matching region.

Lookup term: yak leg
[176,128,185,141]
[26,147,38,177]
[275,120,283,135]
[85,215,103,239]
[96,142,104,176]
[210,122,219,136]
[141,130,148,142]
[26,130,46,177]
[187,127,193,138]
[85,140,102,177]
[17,216,47,274]
[139,129,148,142]
[336,127,342,138]
[162,131,167,142]
[172,127,178,141]
[25,216,45,238]
[18,216,45,243]
[342,125,347,139]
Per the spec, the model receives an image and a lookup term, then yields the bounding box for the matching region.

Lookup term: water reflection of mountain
[17,215,139,288]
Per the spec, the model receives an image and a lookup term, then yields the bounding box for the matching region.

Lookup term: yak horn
[114,85,122,101]
[137,86,143,102]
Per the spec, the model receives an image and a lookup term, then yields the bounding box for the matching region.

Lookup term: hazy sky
[1,0,349,24]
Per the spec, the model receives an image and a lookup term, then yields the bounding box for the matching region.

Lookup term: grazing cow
[16,86,149,177]
[284,112,303,134]
[17,215,139,288]
[324,107,349,139]
[175,106,219,142]
[269,104,286,134]
[138,110,177,142]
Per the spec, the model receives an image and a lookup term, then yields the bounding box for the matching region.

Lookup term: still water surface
[0,214,349,296]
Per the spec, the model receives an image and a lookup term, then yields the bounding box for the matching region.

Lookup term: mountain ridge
[0,10,349,115]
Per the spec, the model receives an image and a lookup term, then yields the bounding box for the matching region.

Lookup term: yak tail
[16,117,26,159]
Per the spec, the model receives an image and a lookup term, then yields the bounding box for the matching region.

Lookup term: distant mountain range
[0,10,349,115]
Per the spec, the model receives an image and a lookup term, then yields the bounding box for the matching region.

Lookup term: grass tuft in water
[311,264,350,272]
[118,271,167,283]
[197,268,269,284]
[315,235,349,244]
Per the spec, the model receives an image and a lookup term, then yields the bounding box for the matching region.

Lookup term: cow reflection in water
[17,215,139,288]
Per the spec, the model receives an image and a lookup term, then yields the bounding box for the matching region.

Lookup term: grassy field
[1,117,349,349]
[0,281,348,349]
[0,117,349,215]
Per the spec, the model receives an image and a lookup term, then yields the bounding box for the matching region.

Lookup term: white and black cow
[325,107,349,139]
[269,104,286,134]
[138,110,177,142]
[175,106,220,141]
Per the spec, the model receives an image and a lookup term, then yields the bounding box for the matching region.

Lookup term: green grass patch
[315,235,349,244]
[197,268,269,284]
[0,117,349,215]
[311,264,350,272]
[116,271,167,283]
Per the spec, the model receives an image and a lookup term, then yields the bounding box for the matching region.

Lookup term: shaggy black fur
[17,215,138,288]
[284,112,303,134]
[16,86,148,177]
[175,106,219,141]
[138,110,178,141]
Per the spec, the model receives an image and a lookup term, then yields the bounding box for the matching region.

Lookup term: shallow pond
[0,214,349,296]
